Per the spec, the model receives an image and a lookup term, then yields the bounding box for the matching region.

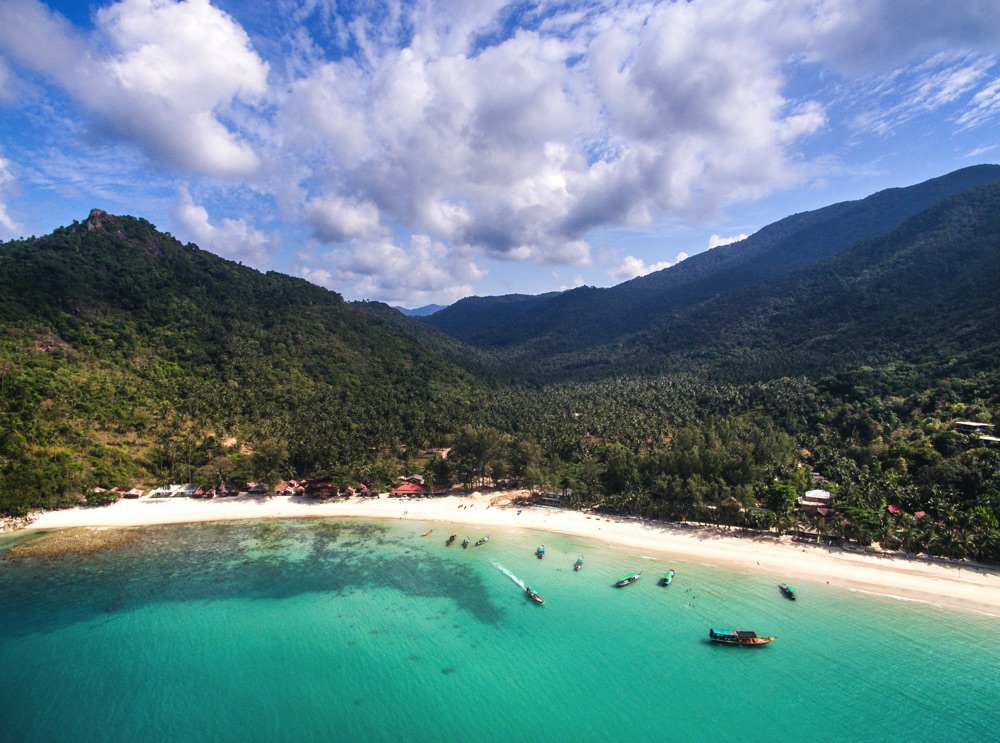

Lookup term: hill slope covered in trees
[0,210,485,515]
[2,179,999,563]
[424,164,1000,379]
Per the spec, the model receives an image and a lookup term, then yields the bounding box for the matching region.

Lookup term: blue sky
[1,1,999,307]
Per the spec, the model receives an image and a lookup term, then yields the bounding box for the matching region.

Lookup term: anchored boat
[574,556,584,571]
[446,533,457,546]
[615,571,642,587]
[663,568,675,586]
[474,534,490,546]
[536,545,545,559]
[779,582,796,600]
[708,629,775,646]
[462,537,470,548]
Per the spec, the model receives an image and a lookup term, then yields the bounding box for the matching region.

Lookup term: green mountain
[2,177,999,564]
[0,210,482,514]
[424,165,1000,375]
[637,181,1000,380]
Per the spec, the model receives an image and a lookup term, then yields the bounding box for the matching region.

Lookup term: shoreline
[20,491,1000,616]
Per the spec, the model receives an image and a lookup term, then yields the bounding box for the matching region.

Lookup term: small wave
[493,562,525,590]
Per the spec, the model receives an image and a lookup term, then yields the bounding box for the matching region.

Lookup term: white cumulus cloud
[300,234,486,306]
[0,157,23,239]
[0,0,268,176]
[172,188,278,267]
[708,234,748,250]
[5,0,1000,301]
[611,252,687,282]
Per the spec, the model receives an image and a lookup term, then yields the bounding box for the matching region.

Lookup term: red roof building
[391,482,427,496]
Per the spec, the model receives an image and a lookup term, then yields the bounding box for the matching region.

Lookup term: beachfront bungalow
[391,481,427,497]
[536,491,573,507]
[307,482,339,498]
[247,483,269,496]
[123,488,143,499]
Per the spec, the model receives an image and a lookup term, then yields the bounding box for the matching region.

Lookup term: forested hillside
[2,180,999,563]
[424,164,1000,374]
[0,210,483,515]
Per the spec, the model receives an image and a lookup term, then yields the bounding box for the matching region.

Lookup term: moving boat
[536,545,545,559]
[462,537,470,548]
[663,568,675,586]
[474,534,490,546]
[615,571,642,587]
[708,629,776,646]
[525,587,544,604]
[779,582,796,600]
[574,556,584,571]
[446,533,457,546]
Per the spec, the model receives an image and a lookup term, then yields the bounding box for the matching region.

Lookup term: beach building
[306,481,339,498]
[391,481,427,497]
[798,489,831,507]
[536,491,573,507]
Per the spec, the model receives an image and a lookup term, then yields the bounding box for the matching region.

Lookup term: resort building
[391,481,427,497]
[798,489,832,507]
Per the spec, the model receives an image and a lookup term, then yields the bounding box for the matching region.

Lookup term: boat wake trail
[493,563,525,590]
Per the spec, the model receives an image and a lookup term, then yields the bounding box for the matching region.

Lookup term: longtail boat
[779,583,796,600]
[446,533,457,546]
[525,587,544,604]
[536,545,545,559]
[421,529,433,536]
[462,537,470,548]
[574,556,584,571]
[615,571,642,587]
[663,568,675,586]
[708,629,775,646]
[474,534,490,546]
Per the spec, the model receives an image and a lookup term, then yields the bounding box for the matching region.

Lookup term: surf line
[493,562,525,590]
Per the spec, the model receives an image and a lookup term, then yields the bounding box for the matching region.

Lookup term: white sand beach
[24,491,1000,616]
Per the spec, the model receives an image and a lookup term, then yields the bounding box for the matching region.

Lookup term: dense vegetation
[0,210,481,515]
[2,170,999,563]
[424,164,1000,379]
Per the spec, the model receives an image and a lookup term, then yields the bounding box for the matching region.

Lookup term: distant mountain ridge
[423,165,1000,365]
[637,181,1000,379]
[393,303,448,317]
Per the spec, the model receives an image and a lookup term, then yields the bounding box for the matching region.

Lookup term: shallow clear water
[1,518,998,742]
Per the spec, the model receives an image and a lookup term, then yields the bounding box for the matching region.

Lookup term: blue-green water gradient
[1,518,997,742]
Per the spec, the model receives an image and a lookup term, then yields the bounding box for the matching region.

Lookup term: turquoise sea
[1,518,998,742]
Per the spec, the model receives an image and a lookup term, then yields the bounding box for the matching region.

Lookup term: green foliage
[2,181,1000,567]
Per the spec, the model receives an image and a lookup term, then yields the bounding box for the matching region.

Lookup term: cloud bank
[2,0,1000,303]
